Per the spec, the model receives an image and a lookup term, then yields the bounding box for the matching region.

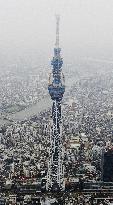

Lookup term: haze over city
[0,0,113,67]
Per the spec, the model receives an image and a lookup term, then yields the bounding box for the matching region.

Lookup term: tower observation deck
[47,16,65,192]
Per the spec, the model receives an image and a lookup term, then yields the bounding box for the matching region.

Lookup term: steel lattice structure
[47,16,65,192]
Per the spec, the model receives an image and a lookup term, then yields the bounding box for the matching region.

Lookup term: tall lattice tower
[47,16,65,192]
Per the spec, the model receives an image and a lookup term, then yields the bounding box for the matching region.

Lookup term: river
[0,76,77,126]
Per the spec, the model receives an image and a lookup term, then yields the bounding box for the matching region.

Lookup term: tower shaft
[47,16,65,192]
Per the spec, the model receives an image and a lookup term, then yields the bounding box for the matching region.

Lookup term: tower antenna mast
[55,15,60,48]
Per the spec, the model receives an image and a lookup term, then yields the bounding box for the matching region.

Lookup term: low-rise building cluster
[0,65,48,115]
[1,70,113,203]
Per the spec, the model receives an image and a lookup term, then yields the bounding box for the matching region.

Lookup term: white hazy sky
[0,0,113,65]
